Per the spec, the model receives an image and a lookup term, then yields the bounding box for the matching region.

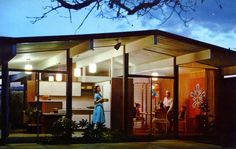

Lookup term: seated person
[135,103,144,121]
[178,105,187,120]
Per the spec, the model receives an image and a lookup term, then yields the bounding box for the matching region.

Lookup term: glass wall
[132,77,174,136]
[6,71,37,139]
[7,50,67,140]
[0,66,2,140]
[71,59,112,138]
[178,66,216,135]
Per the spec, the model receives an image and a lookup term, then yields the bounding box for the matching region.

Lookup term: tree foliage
[29,0,222,31]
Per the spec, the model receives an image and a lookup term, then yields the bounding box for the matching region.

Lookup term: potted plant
[51,116,79,141]
[50,118,122,143]
[78,120,123,143]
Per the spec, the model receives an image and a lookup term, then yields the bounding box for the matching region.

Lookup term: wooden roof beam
[70,40,93,58]
[176,49,211,65]
[75,35,156,68]
[222,65,236,76]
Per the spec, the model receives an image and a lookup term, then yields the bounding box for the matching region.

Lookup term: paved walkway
[0,140,235,149]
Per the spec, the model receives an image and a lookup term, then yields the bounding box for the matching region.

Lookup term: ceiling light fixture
[89,63,97,73]
[56,63,62,81]
[56,73,62,81]
[74,68,81,77]
[114,39,121,50]
[24,58,33,74]
[151,72,159,81]
[48,76,54,82]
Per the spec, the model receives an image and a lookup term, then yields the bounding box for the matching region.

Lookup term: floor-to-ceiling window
[178,66,216,136]
[71,57,112,138]
[127,48,176,136]
[7,49,67,141]
[0,65,2,140]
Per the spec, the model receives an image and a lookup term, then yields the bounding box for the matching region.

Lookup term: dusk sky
[0,0,235,50]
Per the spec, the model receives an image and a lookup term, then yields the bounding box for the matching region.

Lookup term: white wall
[39,81,81,96]
[49,80,111,128]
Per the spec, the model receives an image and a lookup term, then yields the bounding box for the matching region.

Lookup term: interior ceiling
[16,40,81,53]
[128,49,170,66]
[8,33,235,78]
[93,36,146,48]
[9,50,65,70]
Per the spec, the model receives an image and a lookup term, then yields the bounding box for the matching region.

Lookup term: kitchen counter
[42,112,66,116]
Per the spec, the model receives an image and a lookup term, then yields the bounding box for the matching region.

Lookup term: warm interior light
[74,68,81,77]
[48,76,54,82]
[224,74,236,78]
[151,72,159,81]
[89,63,97,73]
[24,58,33,74]
[24,64,33,74]
[56,73,62,81]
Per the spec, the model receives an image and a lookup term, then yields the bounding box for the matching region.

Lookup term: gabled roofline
[1,29,236,55]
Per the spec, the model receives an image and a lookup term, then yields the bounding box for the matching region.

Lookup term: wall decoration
[152,83,160,110]
[190,83,206,109]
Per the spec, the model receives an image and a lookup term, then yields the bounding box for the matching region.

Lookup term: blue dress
[92,93,105,124]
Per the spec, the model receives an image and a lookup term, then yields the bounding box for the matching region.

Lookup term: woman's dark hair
[94,85,100,93]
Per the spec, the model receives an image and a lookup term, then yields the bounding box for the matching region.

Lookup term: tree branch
[27,5,62,24]
[112,0,162,15]
[75,3,97,33]
[28,0,222,31]
[57,0,97,10]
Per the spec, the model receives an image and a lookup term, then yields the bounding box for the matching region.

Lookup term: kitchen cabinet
[39,81,81,96]
[27,80,35,102]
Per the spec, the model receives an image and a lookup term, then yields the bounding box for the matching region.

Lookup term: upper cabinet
[39,81,81,96]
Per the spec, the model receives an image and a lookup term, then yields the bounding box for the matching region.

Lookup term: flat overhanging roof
[1,30,236,75]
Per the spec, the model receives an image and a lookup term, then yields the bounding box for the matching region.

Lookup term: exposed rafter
[74,35,157,68]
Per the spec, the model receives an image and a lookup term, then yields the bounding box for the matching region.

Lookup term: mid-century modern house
[0,30,236,143]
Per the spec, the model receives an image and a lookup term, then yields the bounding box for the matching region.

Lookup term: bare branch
[112,0,162,15]
[57,0,97,10]
[27,5,62,24]
[75,3,97,33]
[28,0,222,31]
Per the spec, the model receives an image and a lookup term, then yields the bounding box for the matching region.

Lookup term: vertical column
[66,49,72,120]
[123,45,129,135]
[110,58,114,77]
[150,79,153,134]
[36,72,40,140]
[173,57,179,137]
[1,61,9,143]
[82,66,86,82]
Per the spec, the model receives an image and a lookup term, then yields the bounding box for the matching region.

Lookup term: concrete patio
[0,140,235,149]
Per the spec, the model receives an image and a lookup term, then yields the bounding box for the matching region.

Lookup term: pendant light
[89,63,96,73]
[74,68,81,77]
[151,72,159,81]
[56,73,62,81]
[24,58,33,74]
[56,63,62,81]
[48,76,54,82]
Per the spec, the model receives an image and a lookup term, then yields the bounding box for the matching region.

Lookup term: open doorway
[132,77,174,136]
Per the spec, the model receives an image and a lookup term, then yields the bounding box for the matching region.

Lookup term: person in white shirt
[163,90,174,133]
[163,90,173,111]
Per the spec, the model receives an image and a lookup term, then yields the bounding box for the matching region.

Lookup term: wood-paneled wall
[158,78,174,101]
[179,69,206,117]
[111,78,133,133]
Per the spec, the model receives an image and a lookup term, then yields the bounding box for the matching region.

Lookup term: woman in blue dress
[92,85,105,126]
